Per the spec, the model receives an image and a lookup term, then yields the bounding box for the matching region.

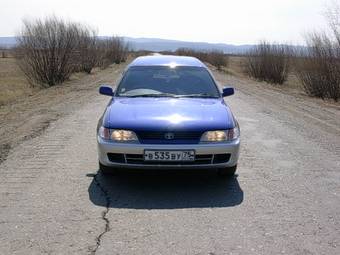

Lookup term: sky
[0,0,331,45]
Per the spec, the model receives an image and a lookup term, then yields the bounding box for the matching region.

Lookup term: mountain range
[0,36,254,54]
[0,36,305,54]
[123,37,253,54]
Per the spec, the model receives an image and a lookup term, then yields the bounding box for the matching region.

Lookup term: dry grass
[224,56,247,75]
[0,54,133,107]
[0,58,36,106]
[227,55,303,91]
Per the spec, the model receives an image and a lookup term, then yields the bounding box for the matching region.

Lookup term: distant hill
[0,36,253,53]
[0,36,303,54]
[0,37,17,48]
[123,37,253,54]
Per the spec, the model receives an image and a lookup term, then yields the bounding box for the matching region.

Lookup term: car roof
[128,55,206,68]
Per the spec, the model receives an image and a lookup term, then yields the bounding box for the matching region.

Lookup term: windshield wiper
[124,93,177,98]
[175,93,218,98]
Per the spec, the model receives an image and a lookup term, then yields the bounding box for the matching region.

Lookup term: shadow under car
[88,169,243,209]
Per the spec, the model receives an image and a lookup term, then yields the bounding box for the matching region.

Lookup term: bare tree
[296,33,340,101]
[97,36,129,69]
[208,50,228,70]
[245,41,291,84]
[325,0,340,45]
[295,1,340,101]
[16,16,80,86]
[75,26,98,74]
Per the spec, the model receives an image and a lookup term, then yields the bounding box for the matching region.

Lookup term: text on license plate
[144,150,195,161]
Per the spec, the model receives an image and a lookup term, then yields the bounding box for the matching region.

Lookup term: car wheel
[99,162,117,175]
[217,165,237,177]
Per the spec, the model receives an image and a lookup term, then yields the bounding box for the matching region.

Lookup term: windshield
[116,66,220,98]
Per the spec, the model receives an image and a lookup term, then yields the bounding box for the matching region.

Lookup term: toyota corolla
[97,55,240,177]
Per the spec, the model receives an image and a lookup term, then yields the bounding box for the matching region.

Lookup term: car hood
[103,97,235,132]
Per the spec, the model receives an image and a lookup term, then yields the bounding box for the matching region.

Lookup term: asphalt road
[0,67,339,254]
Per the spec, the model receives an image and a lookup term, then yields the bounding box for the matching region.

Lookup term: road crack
[90,172,111,254]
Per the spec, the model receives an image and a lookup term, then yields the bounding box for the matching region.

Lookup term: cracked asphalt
[0,65,340,254]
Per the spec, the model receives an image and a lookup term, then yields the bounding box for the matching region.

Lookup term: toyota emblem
[164,132,175,140]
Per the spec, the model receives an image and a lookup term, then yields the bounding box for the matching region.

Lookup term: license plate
[144,150,195,161]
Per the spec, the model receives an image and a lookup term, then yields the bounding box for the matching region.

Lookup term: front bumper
[97,137,240,169]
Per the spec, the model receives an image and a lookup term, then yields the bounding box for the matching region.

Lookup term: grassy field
[0,58,35,106]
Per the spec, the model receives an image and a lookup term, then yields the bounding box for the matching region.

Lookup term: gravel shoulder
[0,66,339,254]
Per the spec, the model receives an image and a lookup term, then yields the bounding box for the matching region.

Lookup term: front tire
[99,162,117,175]
[217,165,237,177]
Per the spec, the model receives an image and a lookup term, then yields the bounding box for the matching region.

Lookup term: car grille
[107,153,230,165]
[136,131,203,144]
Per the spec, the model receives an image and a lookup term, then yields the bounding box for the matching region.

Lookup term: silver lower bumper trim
[97,137,240,169]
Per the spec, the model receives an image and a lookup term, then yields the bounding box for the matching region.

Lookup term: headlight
[99,127,138,142]
[200,126,240,143]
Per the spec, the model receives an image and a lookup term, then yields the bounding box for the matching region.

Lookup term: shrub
[16,16,80,86]
[97,36,129,69]
[245,41,291,84]
[1,49,6,58]
[176,48,208,62]
[296,33,340,101]
[208,50,228,70]
[75,26,98,74]
[175,48,228,69]
[295,2,340,101]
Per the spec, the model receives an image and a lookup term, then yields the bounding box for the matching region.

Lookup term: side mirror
[99,86,114,96]
[222,87,234,97]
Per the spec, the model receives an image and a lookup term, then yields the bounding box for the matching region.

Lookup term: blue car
[97,55,240,177]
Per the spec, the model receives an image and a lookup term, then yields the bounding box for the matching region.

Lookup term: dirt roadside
[0,64,126,164]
